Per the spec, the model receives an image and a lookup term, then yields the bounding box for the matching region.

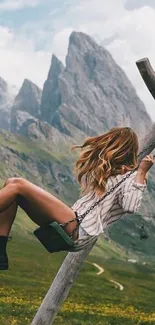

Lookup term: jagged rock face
[0,77,16,130]
[14,110,38,136]
[11,79,42,133]
[40,31,152,140]
[40,55,64,124]
[10,31,152,144]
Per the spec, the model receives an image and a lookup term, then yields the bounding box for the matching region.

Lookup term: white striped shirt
[71,170,147,251]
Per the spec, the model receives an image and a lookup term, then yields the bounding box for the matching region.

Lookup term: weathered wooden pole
[136,58,155,100]
[136,58,155,155]
[30,241,97,325]
[30,58,155,325]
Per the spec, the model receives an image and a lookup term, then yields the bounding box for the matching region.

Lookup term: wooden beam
[136,57,155,99]
[30,240,97,325]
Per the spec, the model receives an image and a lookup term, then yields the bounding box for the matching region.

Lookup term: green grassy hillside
[0,231,155,325]
[0,129,155,324]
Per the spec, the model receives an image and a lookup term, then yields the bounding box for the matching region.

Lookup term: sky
[1,0,155,120]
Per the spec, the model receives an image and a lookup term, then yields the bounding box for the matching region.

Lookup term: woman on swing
[0,126,153,270]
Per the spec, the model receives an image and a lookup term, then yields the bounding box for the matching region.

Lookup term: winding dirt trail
[92,263,104,275]
[92,263,124,291]
[110,279,124,291]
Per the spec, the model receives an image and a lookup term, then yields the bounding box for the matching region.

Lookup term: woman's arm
[118,155,154,213]
[118,171,147,213]
[135,169,147,184]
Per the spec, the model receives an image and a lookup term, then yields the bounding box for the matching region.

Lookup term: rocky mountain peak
[19,79,41,99]
[11,31,152,142]
[69,31,98,51]
[11,79,42,133]
[40,54,64,124]
[66,32,126,90]
[39,31,152,138]
[48,54,65,80]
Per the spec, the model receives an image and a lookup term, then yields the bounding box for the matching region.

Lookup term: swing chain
[61,140,155,238]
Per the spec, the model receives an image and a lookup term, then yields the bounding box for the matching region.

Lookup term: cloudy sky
[1,0,155,120]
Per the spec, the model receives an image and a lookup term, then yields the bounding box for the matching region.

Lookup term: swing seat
[34,222,77,253]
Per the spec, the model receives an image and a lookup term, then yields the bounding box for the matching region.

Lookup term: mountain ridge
[9,31,152,142]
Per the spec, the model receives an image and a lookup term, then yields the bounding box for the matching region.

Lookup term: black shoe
[0,255,8,270]
[0,236,11,271]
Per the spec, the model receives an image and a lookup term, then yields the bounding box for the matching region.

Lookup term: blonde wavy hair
[71,127,139,197]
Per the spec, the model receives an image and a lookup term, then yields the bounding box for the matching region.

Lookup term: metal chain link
[61,140,155,237]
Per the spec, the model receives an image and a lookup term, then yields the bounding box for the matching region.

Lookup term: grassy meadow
[0,130,155,324]
[0,221,155,325]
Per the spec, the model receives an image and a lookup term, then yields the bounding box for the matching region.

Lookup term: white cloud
[0,0,40,11]
[102,5,155,120]
[0,26,51,89]
[125,0,155,10]
[0,26,12,46]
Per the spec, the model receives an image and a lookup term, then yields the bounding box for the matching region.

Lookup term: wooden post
[136,58,155,157]
[30,241,97,325]
[136,58,155,100]
[30,58,155,325]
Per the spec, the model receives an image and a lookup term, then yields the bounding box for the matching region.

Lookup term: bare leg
[0,180,18,236]
[0,203,17,236]
[0,181,19,269]
[0,178,79,240]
